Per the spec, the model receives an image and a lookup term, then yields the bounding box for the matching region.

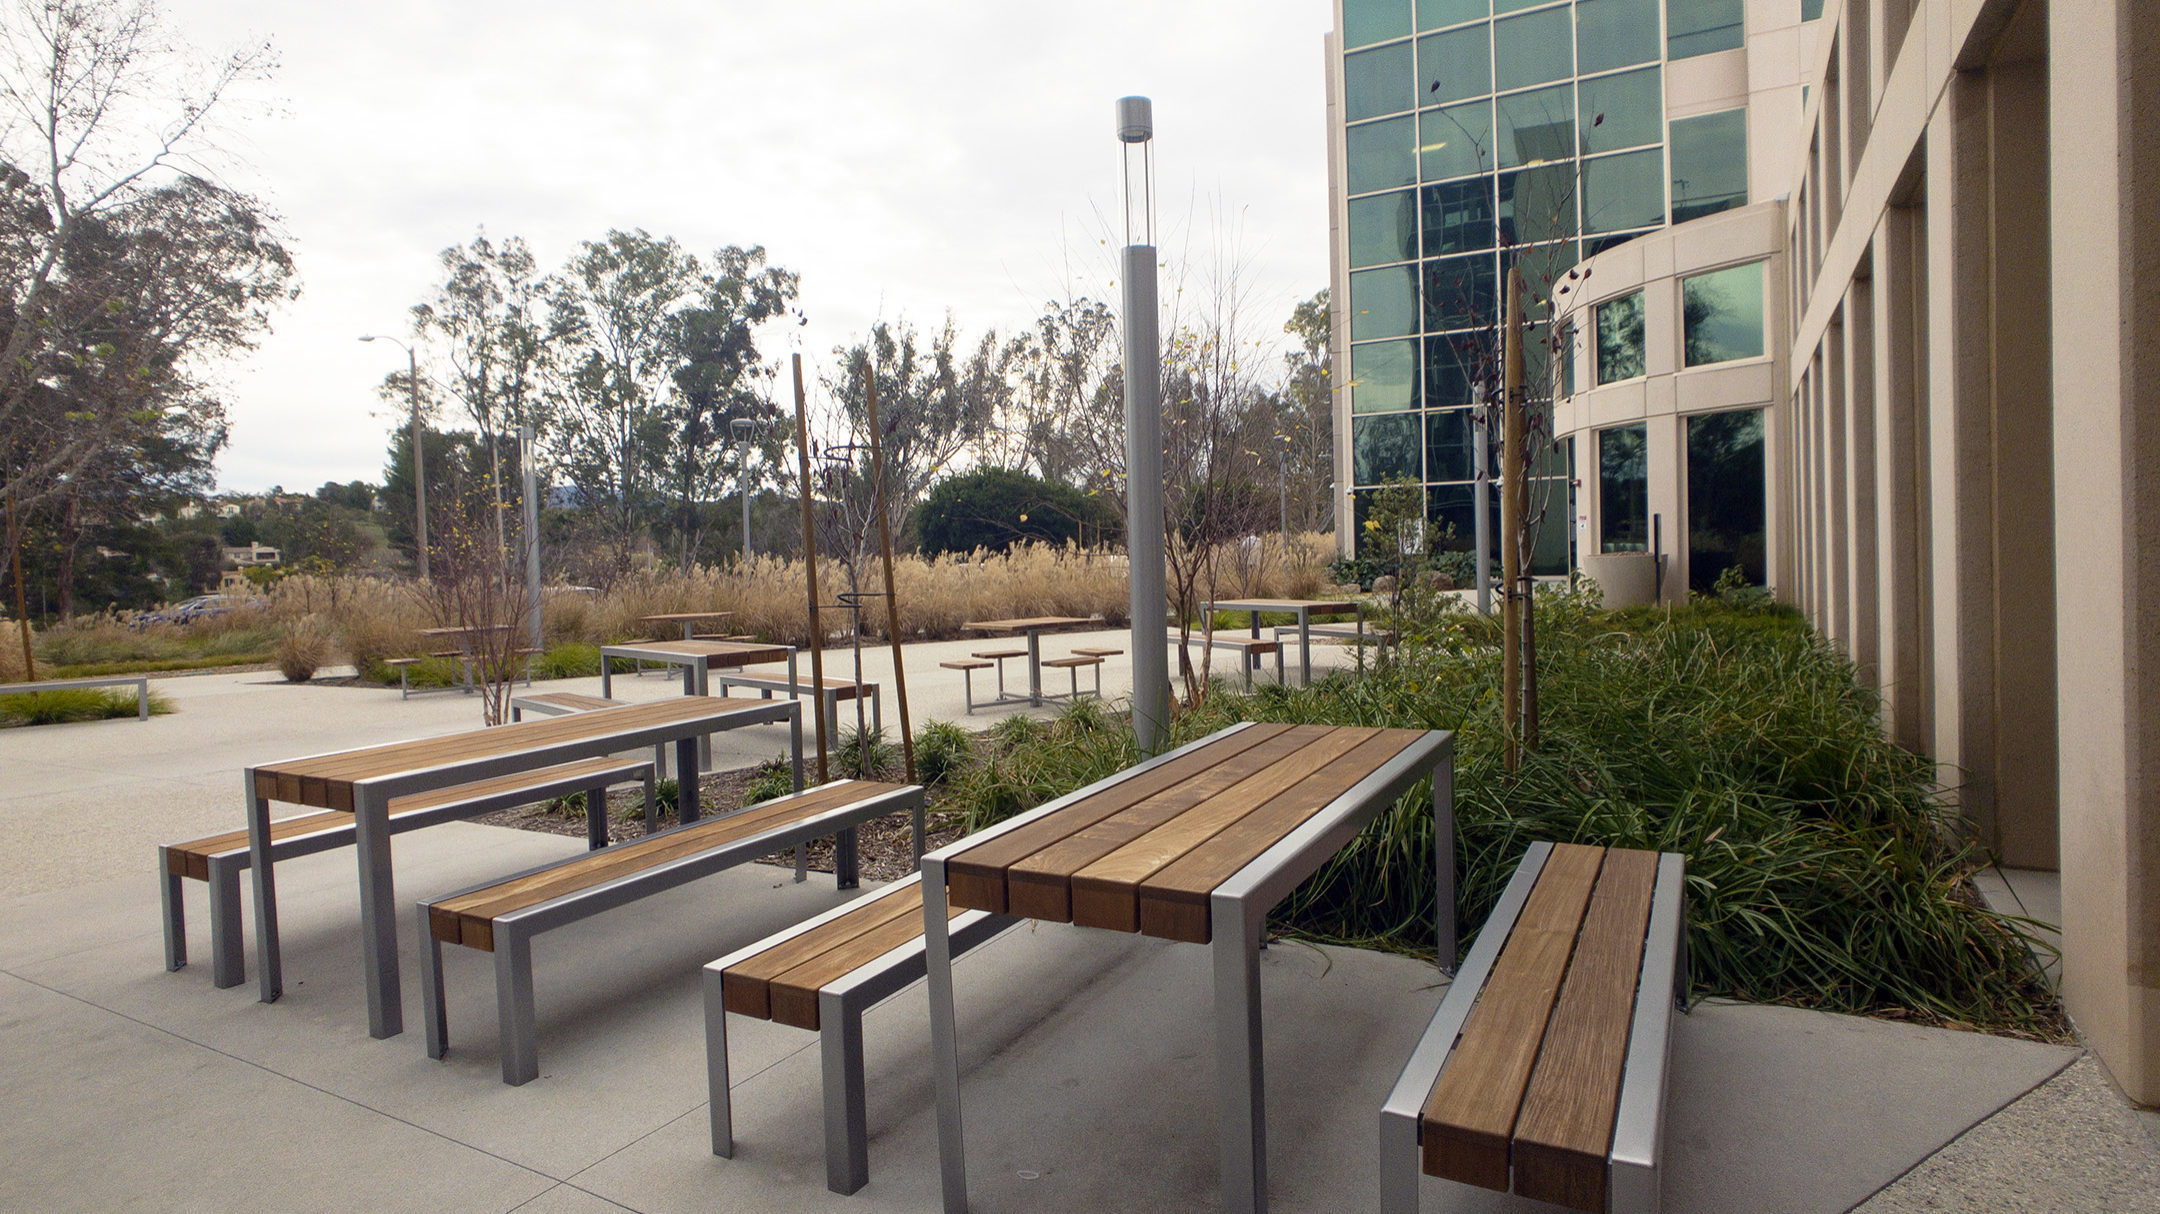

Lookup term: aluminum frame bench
[0,673,150,720]
[705,872,1014,1194]
[1039,654,1104,700]
[1380,841,1688,1214]
[939,660,993,714]
[161,755,655,988]
[712,670,882,742]
[1166,630,1285,690]
[418,779,926,1085]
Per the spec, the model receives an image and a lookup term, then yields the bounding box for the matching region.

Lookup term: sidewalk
[0,638,2153,1212]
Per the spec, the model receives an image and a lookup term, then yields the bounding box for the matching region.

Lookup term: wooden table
[244,697,804,1040]
[958,616,1095,706]
[640,611,735,640]
[1206,597,1362,686]
[418,624,519,693]
[598,639,796,765]
[920,721,1456,1214]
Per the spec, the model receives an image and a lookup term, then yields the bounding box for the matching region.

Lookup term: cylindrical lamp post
[1118,96,1169,752]
[731,417,757,565]
[1472,380,1491,615]
[521,422,542,650]
[361,334,428,581]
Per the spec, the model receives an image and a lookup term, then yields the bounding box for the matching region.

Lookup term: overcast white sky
[153,0,1335,492]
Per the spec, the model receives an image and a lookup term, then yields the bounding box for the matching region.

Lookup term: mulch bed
[471,764,971,883]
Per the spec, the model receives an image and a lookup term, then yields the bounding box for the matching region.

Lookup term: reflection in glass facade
[1686,409,1766,589]
[1667,0,1744,59]
[1670,109,1749,222]
[1596,290,1645,383]
[1599,423,1649,551]
[1682,261,1766,366]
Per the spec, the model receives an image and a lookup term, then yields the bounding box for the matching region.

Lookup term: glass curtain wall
[1343,0,1669,572]
[1685,409,1765,589]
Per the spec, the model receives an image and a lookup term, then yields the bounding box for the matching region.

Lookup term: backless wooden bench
[161,756,655,987]
[418,780,925,1085]
[704,871,1014,1194]
[1381,841,1687,1214]
[0,673,151,719]
[1167,630,1285,689]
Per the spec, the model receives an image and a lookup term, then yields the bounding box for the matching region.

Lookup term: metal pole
[1500,269,1526,771]
[1120,96,1169,752]
[792,355,830,784]
[862,365,917,785]
[741,434,754,563]
[521,423,543,653]
[1472,383,1492,615]
[409,346,429,582]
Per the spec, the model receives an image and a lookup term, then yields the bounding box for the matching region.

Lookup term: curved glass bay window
[1682,261,1767,366]
[1687,409,1766,590]
[1598,423,1649,552]
[1596,289,1646,383]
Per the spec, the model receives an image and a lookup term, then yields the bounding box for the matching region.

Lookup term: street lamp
[730,417,757,564]
[1118,95,1168,752]
[1472,380,1492,615]
[360,335,427,581]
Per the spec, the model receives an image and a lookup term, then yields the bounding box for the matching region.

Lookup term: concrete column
[1825,319,1851,650]
[1923,70,1997,828]
[1843,276,1879,683]
[2050,0,2160,1107]
[1871,209,1926,752]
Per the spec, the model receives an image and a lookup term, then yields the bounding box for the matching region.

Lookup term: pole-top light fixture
[730,417,757,438]
[1116,96,1153,143]
[1117,95,1155,249]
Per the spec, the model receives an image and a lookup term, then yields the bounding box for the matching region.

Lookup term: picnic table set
[150,597,1686,1212]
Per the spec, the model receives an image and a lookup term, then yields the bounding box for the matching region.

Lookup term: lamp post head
[1116,95,1155,249]
[1116,96,1153,144]
[730,418,757,440]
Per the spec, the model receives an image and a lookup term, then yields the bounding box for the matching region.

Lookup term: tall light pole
[1119,96,1168,752]
[731,417,757,564]
[1472,381,1491,614]
[360,335,427,581]
[521,422,543,651]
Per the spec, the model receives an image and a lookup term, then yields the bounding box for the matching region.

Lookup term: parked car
[133,594,240,629]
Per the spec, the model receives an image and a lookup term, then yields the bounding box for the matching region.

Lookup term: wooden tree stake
[861,364,917,784]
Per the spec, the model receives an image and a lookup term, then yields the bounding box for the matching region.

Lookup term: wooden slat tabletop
[947,724,1427,944]
[959,616,1094,632]
[252,697,762,810]
[599,639,792,667]
[1208,598,1360,614]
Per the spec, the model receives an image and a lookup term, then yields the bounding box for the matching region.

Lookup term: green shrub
[837,725,895,780]
[741,760,794,806]
[915,719,974,786]
[0,687,172,726]
[529,642,601,680]
[917,467,1114,556]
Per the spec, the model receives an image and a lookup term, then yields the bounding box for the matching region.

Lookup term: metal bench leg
[821,987,871,1195]
[962,668,976,714]
[1215,894,1268,1214]
[584,782,610,850]
[159,850,186,971]
[206,854,247,989]
[1378,1107,1422,1214]
[705,967,736,1157]
[420,912,449,1061]
[836,826,859,890]
[136,679,149,721]
[642,769,658,836]
[496,929,540,1085]
[910,791,926,867]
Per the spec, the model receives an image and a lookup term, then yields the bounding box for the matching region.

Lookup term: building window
[1578,67,1663,155]
[1682,261,1766,366]
[1354,413,1424,485]
[1351,264,1419,339]
[1348,116,1417,195]
[1345,0,1413,49]
[1346,42,1417,122]
[1494,6,1574,91]
[1352,340,1420,413]
[1420,101,1495,181]
[1596,290,1646,383]
[1499,162,1577,244]
[1422,179,1497,256]
[1598,423,1649,551]
[1670,108,1749,222]
[1686,408,1766,590]
[1576,0,1660,73]
[1800,0,1825,19]
[1350,190,1419,267]
[1497,84,1575,167]
[1426,408,1477,481]
[1583,147,1665,232]
[1666,0,1743,59]
[1558,320,1577,398]
[1419,23,1491,103]
[1426,335,1479,407]
[1423,253,1499,333]
[1419,0,1488,29]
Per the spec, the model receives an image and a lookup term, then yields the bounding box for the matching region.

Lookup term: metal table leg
[245,769,281,1003]
[1297,609,1313,686]
[354,786,402,1038]
[924,857,970,1214]
[1026,629,1043,705]
[1214,891,1269,1214]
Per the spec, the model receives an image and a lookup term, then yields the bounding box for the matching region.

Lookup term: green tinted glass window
[1426,408,1477,481]
[1418,0,1488,29]
[1578,67,1662,154]
[1344,0,1414,48]
[1422,179,1496,255]
[1352,340,1420,412]
[1583,148,1665,232]
[1350,190,1419,267]
[1420,101,1494,180]
[1494,7,1573,91]
[1418,24,1490,104]
[1497,85,1575,167]
[1800,0,1825,19]
[1559,320,1577,398]
[1505,241,1581,311]
[1494,0,1559,11]
[1353,413,1424,484]
[1670,108,1749,222]
[1346,42,1417,121]
[1498,163,1578,244]
[1682,261,1766,366]
[1425,335,1481,407]
[1687,408,1767,590]
[1424,253,1498,332]
[1351,264,1419,339]
[1576,0,1660,74]
[1668,0,1743,58]
[1596,289,1646,383]
[1349,116,1418,194]
[1599,423,1649,551]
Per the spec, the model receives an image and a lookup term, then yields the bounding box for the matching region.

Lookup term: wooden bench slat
[767,899,965,1031]
[1067,727,1383,933]
[1134,729,1427,942]
[168,812,353,879]
[1420,842,1606,1191]
[434,783,902,948]
[1511,847,1660,1212]
[1002,725,1330,921]
[943,724,1293,913]
[516,692,618,712]
[722,882,927,1021]
[383,755,642,815]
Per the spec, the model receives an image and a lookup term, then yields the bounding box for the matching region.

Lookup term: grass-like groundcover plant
[947,588,2060,1038]
[0,687,173,726]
